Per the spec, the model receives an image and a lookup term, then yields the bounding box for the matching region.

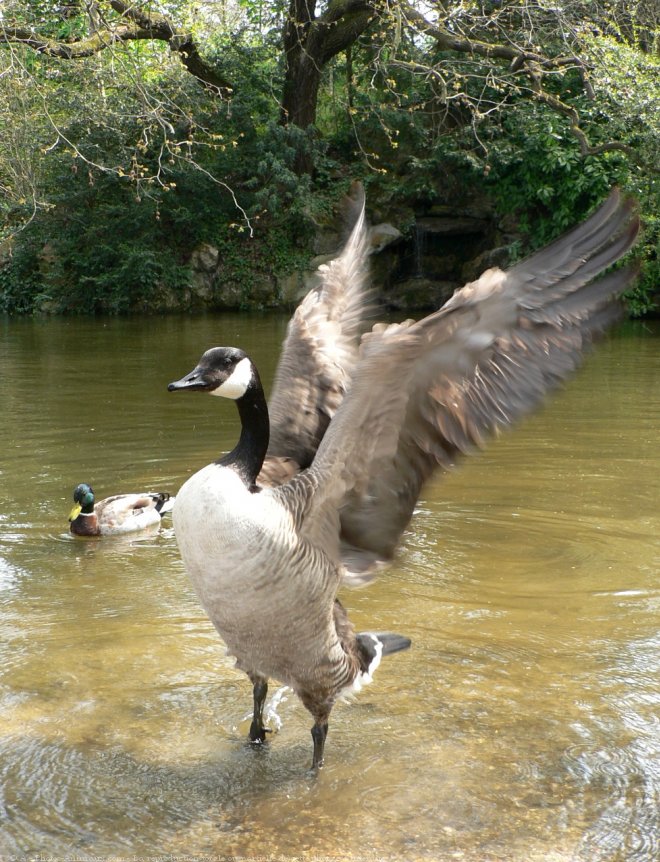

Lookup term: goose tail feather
[345,632,411,695]
[357,630,411,672]
[154,493,176,515]
[368,632,413,657]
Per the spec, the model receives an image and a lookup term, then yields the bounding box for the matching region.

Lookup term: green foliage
[0,1,657,316]
[0,16,358,315]
[625,204,659,317]
[0,239,44,315]
[482,91,658,316]
[486,106,628,238]
[0,177,191,314]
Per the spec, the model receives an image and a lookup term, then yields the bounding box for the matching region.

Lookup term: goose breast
[173,463,342,685]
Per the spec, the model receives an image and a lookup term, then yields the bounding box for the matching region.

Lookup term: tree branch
[399,3,653,171]
[314,8,377,65]
[0,24,130,58]
[401,3,581,71]
[321,0,373,27]
[0,2,233,97]
[532,87,655,171]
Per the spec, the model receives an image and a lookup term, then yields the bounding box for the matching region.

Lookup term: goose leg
[301,692,333,769]
[248,674,270,743]
[311,720,329,769]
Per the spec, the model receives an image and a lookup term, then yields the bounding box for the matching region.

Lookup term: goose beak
[68,503,82,522]
[168,367,210,392]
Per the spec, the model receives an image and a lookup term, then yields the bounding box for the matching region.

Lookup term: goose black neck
[217,374,269,490]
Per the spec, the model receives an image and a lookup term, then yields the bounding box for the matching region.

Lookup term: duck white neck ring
[211,356,253,400]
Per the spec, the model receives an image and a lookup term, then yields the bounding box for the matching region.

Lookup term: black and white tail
[153,492,176,515]
[350,631,411,693]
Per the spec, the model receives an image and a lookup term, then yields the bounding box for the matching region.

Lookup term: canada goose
[68,483,175,536]
[168,186,639,768]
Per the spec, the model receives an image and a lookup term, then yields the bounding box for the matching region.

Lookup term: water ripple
[1,317,658,859]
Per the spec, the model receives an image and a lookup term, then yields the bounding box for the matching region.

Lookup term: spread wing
[265,182,373,471]
[276,188,640,581]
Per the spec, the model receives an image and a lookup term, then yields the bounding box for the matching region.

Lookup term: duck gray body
[169,184,639,768]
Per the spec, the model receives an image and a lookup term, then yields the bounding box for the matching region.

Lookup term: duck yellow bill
[68,503,82,522]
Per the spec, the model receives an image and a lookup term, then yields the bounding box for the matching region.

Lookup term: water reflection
[0,316,658,860]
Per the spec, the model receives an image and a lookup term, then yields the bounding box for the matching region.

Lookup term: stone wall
[187,191,515,313]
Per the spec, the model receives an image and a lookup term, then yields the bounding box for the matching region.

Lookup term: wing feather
[265,182,372,471]
[338,191,639,574]
[274,189,639,581]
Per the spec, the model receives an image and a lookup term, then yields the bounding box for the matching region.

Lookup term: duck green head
[69,483,95,521]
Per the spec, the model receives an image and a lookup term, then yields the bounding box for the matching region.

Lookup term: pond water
[0,314,658,861]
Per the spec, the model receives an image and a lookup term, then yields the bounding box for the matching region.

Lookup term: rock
[139,283,187,312]
[189,269,214,303]
[313,229,342,256]
[461,246,511,282]
[278,271,306,304]
[368,223,402,253]
[191,242,219,272]
[211,274,279,310]
[213,281,246,308]
[308,253,336,270]
[414,216,491,236]
[426,199,496,219]
[381,276,458,310]
[175,190,509,313]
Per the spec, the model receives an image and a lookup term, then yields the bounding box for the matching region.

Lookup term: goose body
[68,483,175,536]
[175,461,348,690]
[169,185,639,767]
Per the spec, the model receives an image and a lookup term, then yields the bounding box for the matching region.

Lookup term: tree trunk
[281,57,322,129]
[280,0,375,173]
[281,60,321,174]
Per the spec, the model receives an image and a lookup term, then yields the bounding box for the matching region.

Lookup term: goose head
[167,347,256,400]
[69,482,95,521]
[168,346,269,487]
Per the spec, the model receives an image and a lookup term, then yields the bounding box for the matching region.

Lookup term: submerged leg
[248,674,270,743]
[310,720,329,770]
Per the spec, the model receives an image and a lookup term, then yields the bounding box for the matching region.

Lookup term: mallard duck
[68,482,175,536]
[168,186,639,768]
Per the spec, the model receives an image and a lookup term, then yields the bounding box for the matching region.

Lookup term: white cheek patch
[212,356,253,400]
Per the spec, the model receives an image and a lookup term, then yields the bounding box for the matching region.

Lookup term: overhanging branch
[315,8,376,64]
[533,87,653,170]
[401,3,581,71]
[399,2,651,170]
[0,2,233,97]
